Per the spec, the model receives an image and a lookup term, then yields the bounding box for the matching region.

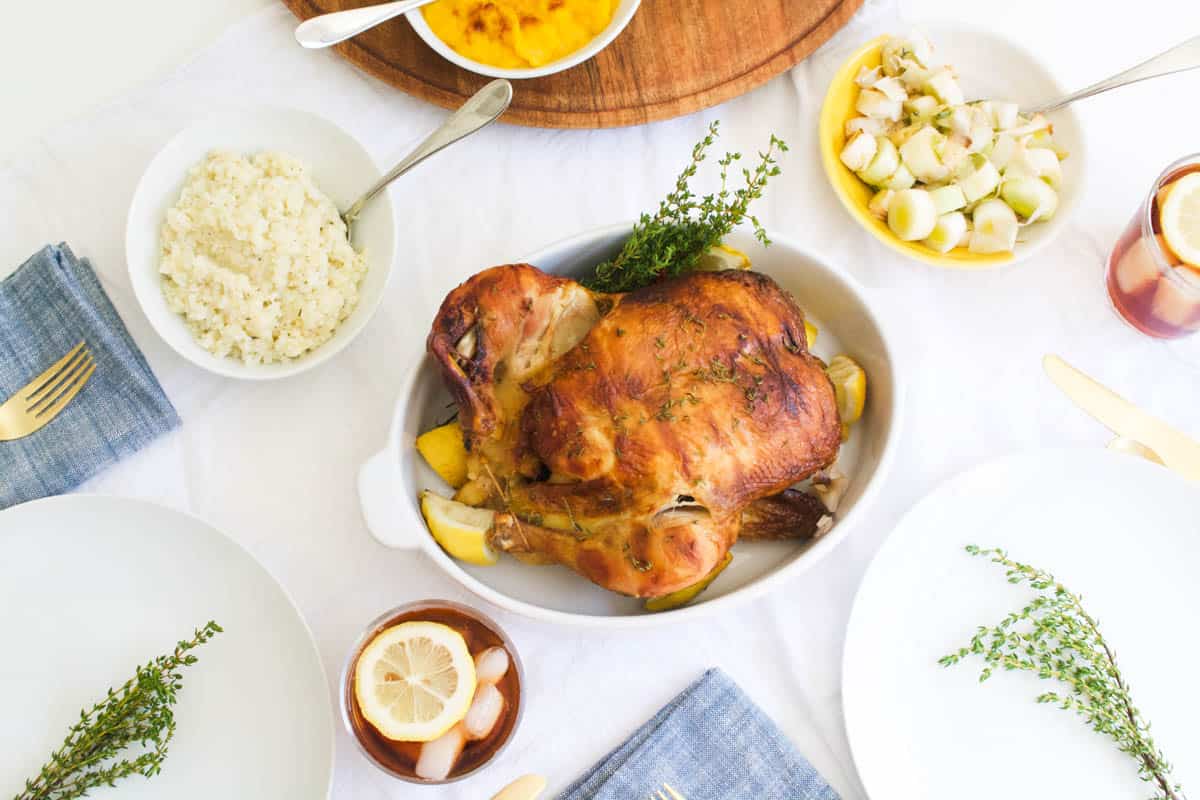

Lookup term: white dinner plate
[843,449,1200,799]
[0,495,333,800]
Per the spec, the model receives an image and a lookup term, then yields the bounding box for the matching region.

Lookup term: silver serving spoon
[340,78,512,229]
[295,0,435,49]
[1025,34,1200,114]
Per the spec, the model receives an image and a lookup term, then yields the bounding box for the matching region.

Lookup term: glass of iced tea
[1106,154,1200,338]
[340,600,524,784]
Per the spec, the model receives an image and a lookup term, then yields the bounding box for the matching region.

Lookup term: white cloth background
[2,1,1199,797]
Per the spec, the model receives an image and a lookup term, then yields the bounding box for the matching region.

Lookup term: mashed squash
[422,0,616,69]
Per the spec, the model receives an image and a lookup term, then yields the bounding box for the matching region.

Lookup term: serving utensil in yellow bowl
[818,29,1085,269]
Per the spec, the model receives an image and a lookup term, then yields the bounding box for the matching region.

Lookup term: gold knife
[1043,355,1200,482]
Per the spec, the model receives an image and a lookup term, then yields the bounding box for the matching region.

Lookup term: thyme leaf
[940,547,1185,800]
[586,122,787,293]
[15,621,222,800]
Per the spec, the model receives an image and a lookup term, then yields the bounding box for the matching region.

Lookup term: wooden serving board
[282,0,864,129]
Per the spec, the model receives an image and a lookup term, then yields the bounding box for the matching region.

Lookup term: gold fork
[650,783,687,800]
[0,341,96,442]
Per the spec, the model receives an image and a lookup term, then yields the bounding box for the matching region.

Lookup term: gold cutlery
[1106,436,1166,466]
[490,774,547,800]
[650,783,687,800]
[0,341,96,442]
[1043,354,1200,482]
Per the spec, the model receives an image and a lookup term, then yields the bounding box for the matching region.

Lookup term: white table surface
[1,0,273,157]
[2,1,1199,799]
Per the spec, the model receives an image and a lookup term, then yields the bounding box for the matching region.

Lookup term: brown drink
[1106,155,1200,339]
[341,600,524,784]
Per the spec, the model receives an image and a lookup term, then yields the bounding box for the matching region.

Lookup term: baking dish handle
[358,449,416,549]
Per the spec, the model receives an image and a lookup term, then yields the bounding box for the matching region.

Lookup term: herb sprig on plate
[940,547,1185,800]
[586,122,788,293]
[15,621,222,800]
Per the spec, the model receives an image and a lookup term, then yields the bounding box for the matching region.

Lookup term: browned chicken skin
[428,265,840,598]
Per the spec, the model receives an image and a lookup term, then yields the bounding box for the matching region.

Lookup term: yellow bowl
[818,36,1012,269]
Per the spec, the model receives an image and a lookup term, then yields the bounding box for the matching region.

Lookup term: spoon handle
[294,0,434,49]
[1030,34,1200,114]
[342,80,514,225]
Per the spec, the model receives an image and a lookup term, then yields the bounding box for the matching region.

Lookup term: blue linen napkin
[559,668,839,800]
[0,244,179,509]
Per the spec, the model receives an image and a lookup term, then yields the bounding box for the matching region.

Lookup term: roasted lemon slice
[826,355,867,425]
[416,420,469,489]
[1160,173,1200,267]
[354,621,476,742]
[420,490,499,566]
[695,244,751,271]
[644,552,733,612]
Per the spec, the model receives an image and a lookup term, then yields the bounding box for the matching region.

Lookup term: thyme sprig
[586,121,787,293]
[15,621,223,800]
[940,547,1185,800]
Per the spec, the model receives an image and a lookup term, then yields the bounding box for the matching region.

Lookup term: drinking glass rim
[339,598,526,785]
[1139,152,1200,296]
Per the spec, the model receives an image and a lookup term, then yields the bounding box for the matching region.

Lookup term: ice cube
[464,683,505,740]
[1114,236,1163,296]
[416,725,466,781]
[474,647,510,685]
[1150,268,1200,330]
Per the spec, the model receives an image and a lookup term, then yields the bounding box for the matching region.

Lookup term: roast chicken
[428,264,840,598]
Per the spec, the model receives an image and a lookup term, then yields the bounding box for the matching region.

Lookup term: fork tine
[33,362,95,421]
[28,351,93,415]
[22,341,87,402]
[663,785,686,800]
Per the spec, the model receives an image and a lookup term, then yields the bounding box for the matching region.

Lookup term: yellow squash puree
[422,0,616,69]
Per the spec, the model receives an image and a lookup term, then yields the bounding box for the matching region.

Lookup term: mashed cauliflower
[159,150,368,365]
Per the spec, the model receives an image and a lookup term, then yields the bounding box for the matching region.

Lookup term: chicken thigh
[428,264,840,597]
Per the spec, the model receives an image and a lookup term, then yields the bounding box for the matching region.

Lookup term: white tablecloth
[2,2,1199,798]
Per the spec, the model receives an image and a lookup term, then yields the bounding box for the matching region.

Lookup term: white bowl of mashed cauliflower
[127,109,396,380]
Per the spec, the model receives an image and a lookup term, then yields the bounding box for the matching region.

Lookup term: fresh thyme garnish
[561,499,590,541]
[16,622,222,800]
[940,547,1185,800]
[586,122,787,293]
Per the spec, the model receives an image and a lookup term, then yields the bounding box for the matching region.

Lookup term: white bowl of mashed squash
[408,0,642,79]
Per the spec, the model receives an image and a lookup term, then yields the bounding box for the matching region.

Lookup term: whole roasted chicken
[428,264,840,598]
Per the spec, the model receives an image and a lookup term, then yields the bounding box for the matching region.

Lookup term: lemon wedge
[696,244,751,271]
[644,552,732,612]
[1160,173,1200,267]
[354,621,477,742]
[826,354,867,425]
[416,421,469,489]
[804,320,818,349]
[420,490,499,566]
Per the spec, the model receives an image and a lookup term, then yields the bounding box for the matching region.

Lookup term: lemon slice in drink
[354,621,477,742]
[420,490,499,566]
[1160,173,1200,267]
